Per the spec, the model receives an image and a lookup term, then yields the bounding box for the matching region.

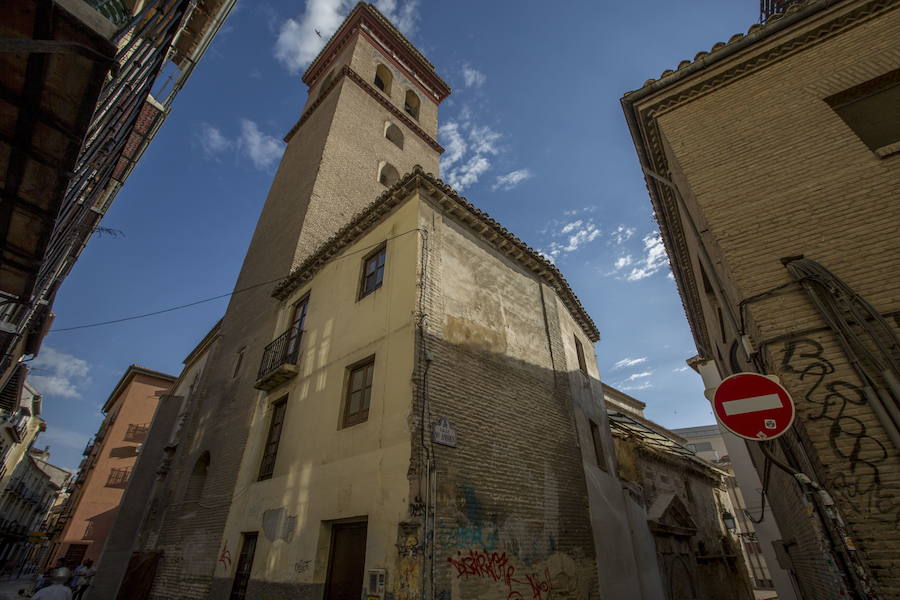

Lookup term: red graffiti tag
[447,548,552,600]
[218,540,233,571]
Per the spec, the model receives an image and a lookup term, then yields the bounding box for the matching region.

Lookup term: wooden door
[325,521,368,600]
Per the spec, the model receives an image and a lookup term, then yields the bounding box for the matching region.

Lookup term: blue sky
[28,0,757,471]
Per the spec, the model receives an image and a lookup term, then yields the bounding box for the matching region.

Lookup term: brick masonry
[624,1,900,596]
[135,19,444,600]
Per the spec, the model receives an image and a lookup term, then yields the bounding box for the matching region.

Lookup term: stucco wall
[209,197,419,599]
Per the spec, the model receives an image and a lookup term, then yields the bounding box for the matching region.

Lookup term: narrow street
[0,578,33,599]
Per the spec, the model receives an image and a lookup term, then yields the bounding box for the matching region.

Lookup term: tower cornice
[302,2,451,103]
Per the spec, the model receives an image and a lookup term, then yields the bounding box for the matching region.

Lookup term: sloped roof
[624,0,819,96]
[102,364,176,413]
[273,166,601,342]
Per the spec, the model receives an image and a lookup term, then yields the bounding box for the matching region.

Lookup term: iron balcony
[255,328,302,392]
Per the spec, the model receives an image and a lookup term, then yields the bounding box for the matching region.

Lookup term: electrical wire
[48,228,423,333]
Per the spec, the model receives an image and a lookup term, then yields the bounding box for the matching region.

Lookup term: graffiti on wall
[447,548,552,600]
[436,523,498,552]
[780,337,899,524]
[293,559,311,574]
[217,540,232,571]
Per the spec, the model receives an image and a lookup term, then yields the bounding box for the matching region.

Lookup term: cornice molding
[273,166,601,343]
[643,0,893,119]
[302,3,449,102]
[626,0,894,359]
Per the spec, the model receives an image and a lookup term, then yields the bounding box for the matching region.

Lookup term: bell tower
[144,5,450,598]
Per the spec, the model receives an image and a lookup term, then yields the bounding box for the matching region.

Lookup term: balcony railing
[255,328,302,391]
[106,467,131,488]
[124,423,149,442]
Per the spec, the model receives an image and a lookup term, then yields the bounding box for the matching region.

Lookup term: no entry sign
[713,373,795,441]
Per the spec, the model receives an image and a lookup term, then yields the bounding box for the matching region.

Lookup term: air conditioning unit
[365,569,386,599]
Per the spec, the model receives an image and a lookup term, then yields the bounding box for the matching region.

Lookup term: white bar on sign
[723,393,782,416]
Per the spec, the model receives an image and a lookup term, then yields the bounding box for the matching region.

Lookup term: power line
[49,228,422,333]
[50,277,285,332]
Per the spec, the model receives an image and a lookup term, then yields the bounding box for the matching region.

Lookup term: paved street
[0,577,35,599]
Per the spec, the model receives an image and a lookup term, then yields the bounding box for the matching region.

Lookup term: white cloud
[373,0,419,33]
[462,64,486,88]
[439,118,503,191]
[614,370,654,392]
[468,125,501,156]
[613,255,633,270]
[239,120,285,170]
[621,370,653,382]
[274,0,418,73]
[28,347,91,399]
[274,0,350,74]
[611,225,636,245]
[493,169,531,192]
[561,220,582,235]
[445,155,491,190]
[439,122,466,171]
[612,356,647,370]
[197,123,233,159]
[563,206,597,217]
[626,231,668,281]
[538,216,602,260]
[673,365,690,372]
[618,381,653,392]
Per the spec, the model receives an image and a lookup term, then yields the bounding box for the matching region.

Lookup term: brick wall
[415,202,601,599]
[627,1,899,596]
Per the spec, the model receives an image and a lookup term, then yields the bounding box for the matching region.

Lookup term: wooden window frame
[574,335,588,375]
[258,398,288,481]
[358,245,386,300]
[286,294,310,359]
[589,420,608,472]
[342,357,375,428]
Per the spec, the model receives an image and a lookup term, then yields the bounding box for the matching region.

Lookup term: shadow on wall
[108,446,139,459]
[83,507,119,542]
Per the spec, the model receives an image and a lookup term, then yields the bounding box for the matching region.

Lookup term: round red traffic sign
[713,373,795,441]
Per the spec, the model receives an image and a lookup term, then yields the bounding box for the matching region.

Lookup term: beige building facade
[124,4,689,600]
[622,0,899,597]
[202,169,669,599]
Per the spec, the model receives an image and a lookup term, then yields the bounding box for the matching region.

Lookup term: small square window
[343,358,375,428]
[574,335,588,375]
[359,246,386,299]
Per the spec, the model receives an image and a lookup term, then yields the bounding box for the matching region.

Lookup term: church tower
[141,5,449,599]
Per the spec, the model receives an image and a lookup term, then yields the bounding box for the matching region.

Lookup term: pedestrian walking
[71,560,95,600]
[31,567,72,600]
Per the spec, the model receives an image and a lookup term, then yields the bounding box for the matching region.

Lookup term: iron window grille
[106,467,131,488]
